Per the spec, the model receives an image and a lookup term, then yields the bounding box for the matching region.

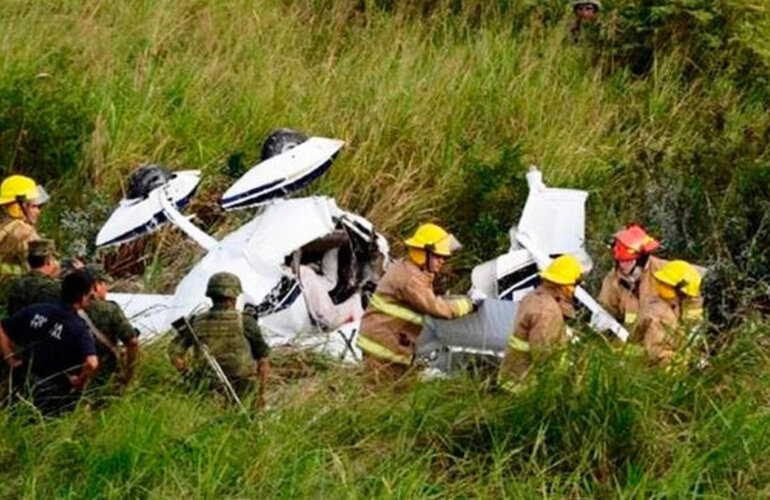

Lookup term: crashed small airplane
[97,130,389,361]
[97,131,626,369]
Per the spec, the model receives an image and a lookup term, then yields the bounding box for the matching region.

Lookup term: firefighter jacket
[635,295,683,365]
[498,284,573,390]
[357,259,472,365]
[598,255,666,334]
[0,218,39,278]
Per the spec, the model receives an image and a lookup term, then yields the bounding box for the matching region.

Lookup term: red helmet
[612,224,660,262]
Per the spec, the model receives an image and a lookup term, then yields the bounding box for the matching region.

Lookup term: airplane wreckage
[97,130,629,371]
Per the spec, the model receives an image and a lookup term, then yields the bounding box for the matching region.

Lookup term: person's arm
[122,337,139,383]
[68,355,99,389]
[257,357,270,408]
[400,274,473,319]
[68,321,99,389]
[243,316,270,360]
[0,323,20,369]
[244,316,270,407]
[527,312,565,363]
[168,331,192,373]
[111,305,140,384]
[597,273,623,322]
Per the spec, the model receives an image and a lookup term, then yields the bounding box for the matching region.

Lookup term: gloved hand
[468,288,487,312]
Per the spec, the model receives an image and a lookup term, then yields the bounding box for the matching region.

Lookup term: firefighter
[0,175,50,286]
[598,224,666,334]
[357,223,473,385]
[498,255,583,392]
[636,260,703,368]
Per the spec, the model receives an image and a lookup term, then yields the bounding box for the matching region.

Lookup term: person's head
[206,272,242,307]
[573,0,600,20]
[84,263,112,300]
[61,270,93,309]
[404,223,460,274]
[539,254,584,299]
[612,224,660,277]
[0,175,49,225]
[653,260,701,303]
[27,239,60,276]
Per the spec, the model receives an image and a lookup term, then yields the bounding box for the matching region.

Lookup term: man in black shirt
[0,271,98,416]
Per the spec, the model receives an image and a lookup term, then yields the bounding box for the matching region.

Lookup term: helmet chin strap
[15,195,32,224]
[425,250,436,273]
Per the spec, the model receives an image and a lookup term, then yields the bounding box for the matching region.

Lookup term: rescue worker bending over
[0,271,98,416]
[498,255,583,392]
[0,175,50,285]
[168,272,270,407]
[357,223,473,384]
[83,264,139,387]
[6,239,61,316]
[636,260,702,367]
[598,225,665,333]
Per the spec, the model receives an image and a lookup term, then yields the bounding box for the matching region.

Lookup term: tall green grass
[1,1,767,307]
[1,321,769,497]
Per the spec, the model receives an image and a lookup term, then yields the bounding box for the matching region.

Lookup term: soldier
[356,223,473,385]
[168,272,270,408]
[0,175,50,284]
[83,264,139,387]
[6,239,61,316]
[598,225,665,333]
[498,255,584,392]
[570,0,602,41]
[0,271,98,416]
[636,260,703,368]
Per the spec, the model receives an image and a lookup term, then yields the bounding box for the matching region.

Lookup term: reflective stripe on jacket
[498,284,570,389]
[598,256,666,336]
[357,259,472,365]
[635,295,680,365]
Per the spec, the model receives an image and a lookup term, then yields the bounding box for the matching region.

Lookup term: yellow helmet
[540,255,583,286]
[653,260,701,298]
[0,175,49,206]
[404,223,460,257]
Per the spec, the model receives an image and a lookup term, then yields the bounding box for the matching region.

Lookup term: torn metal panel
[416,299,517,356]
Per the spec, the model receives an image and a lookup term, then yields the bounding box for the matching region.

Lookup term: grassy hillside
[1,0,770,496]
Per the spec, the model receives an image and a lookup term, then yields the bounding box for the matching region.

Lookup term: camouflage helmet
[573,0,601,11]
[206,272,242,299]
[84,263,113,284]
[27,239,57,258]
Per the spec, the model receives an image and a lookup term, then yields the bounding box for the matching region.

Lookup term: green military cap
[27,239,57,258]
[206,272,242,299]
[84,263,113,284]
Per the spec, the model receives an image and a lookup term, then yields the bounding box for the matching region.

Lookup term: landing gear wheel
[260,129,308,161]
[127,164,172,199]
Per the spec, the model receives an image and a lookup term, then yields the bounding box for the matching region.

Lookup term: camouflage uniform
[168,273,269,397]
[85,299,137,380]
[5,239,60,315]
[169,306,269,396]
[7,272,60,316]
